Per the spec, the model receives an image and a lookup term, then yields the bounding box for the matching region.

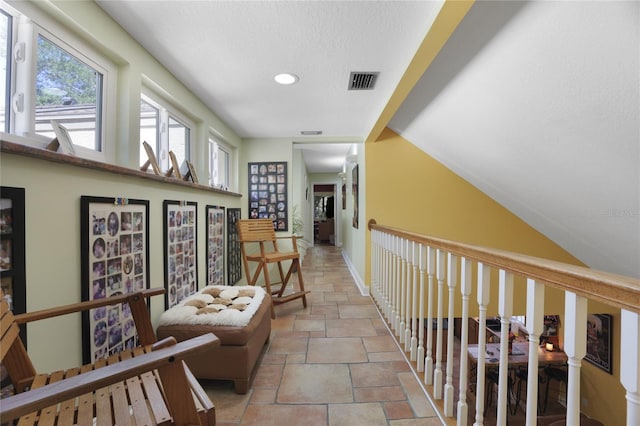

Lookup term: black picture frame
[227,208,241,285]
[80,196,150,364]
[206,205,225,286]
[248,161,288,231]
[585,313,613,374]
[352,164,359,229]
[163,200,198,309]
[0,187,26,345]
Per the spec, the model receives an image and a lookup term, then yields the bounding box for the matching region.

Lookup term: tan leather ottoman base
[157,294,272,394]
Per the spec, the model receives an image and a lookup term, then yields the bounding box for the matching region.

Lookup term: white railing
[368,220,640,426]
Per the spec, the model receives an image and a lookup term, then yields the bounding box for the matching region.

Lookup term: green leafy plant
[292,204,304,236]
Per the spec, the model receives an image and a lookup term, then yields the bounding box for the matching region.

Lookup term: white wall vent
[348,72,379,90]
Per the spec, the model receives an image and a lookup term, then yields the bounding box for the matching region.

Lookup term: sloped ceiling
[389,1,639,278]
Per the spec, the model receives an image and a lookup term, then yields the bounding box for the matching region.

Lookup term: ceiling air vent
[348,72,379,90]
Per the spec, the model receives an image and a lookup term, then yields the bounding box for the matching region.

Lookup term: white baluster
[404,239,412,351]
[474,262,491,426]
[399,238,406,343]
[385,233,392,322]
[524,278,544,426]
[390,235,398,331]
[620,310,640,425]
[380,233,387,318]
[457,257,472,426]
[496,270,514,426]
[410,241,419,361]
[424,246,435,385]
[417,244,427,372]
[371,230,378,303]
[564,292,587,426]
[444,253,458,416]
[434,249,446,399]
[395,236,402,333]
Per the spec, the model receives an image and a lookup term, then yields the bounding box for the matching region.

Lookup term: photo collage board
[80,196,149,364]
[163,200,198,309]
[206,205,225,286]
[227,208,241,285]
[248,161,288,231]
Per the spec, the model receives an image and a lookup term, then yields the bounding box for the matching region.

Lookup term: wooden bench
[0,288,220,425]
[237,219,309,318]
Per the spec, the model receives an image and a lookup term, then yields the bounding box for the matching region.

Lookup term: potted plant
[291,205,307,261]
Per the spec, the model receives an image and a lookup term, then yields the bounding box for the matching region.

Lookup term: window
[2,3,114,161]
[139,92,192,173]
[0,9,11,133]
[34,34,103,151]
[139,98,159,168]
[168,115,189,168]
[209,135,231,189]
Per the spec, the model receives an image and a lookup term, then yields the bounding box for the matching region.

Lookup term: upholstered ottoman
[156,285,272,394]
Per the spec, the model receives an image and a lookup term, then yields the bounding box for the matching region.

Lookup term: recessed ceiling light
[274,73,299,85]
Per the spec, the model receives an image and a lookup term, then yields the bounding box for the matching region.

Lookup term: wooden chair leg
[294,259,307,308]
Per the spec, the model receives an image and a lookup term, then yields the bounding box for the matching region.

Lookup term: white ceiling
[96,0,443,173]
[96,1,639,278]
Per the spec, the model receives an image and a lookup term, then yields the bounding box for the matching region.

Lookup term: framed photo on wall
[352,164,359,229]
[206,205,225,286]
[585,313,613,374]
[80,196,150,364]
[227,208,241,285]
[248,161,288,231]
[163,200,198,309]
[0,187,26,345]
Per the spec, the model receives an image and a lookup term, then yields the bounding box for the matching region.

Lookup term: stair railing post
[457,257,472,426]
[564,291,587,425]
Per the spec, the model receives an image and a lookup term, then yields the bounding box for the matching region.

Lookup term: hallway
[203,244,443,425]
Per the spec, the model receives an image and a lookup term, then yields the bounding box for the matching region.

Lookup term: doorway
[313,184,336,245]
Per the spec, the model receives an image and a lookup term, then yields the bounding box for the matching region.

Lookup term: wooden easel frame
[165,151,183,179]
[140,141,161,175]
[46,120,76,155]
[184,161,199,184]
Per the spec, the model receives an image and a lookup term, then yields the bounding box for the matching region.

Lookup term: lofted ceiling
[96,1,639,278]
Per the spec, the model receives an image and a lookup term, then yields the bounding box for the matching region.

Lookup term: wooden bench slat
[57,367,81,426]
[141,371,171,424]
[76,364,97,426]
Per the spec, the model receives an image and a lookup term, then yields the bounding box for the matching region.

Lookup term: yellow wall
[365,127,625,424]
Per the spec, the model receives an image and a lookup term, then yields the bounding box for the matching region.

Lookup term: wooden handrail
[13,288,165,324]
[368,219,640,314]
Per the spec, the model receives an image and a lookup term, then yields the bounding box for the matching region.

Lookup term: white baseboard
[341,250,368,296]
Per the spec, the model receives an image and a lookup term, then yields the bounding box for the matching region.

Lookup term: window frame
[140,90,193,174]
[3,1,116,163]
[208,133,234,191]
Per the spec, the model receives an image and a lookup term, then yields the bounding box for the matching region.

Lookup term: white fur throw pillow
[158,285,266,327]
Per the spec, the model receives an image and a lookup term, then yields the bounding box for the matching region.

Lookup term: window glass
[139,98,159,168]
[209,137,230,189]
[34,35,103,151]
[0,10,10,133]
[168,115,188,166]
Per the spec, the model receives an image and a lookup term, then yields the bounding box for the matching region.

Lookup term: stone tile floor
[202,244,443,426]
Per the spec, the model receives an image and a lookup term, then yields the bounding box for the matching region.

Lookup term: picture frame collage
[227,208,242,285]
[163,200,198,309]
[248,161,288,231]
[206,205,225,286]
[80,196,150,364]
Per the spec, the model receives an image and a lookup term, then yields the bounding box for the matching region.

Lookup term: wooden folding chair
[237,219,309,318]
[0,288,220,425]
